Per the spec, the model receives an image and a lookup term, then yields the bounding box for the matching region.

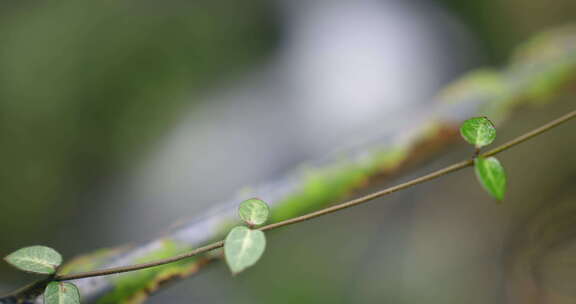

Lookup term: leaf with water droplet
[4,246,62,274]
[224,226,266,275]
[44,282,81,304]
[460,117,496,148]
[238,198,270,226]
[475,156,507,201]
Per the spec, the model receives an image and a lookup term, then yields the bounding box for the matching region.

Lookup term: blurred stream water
[103,0,477,244]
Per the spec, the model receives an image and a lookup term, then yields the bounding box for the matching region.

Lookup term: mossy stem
[55,109,576,281]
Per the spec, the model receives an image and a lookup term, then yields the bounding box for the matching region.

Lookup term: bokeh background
[1,0,575,303]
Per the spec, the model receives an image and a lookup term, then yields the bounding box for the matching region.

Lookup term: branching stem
[55,109,576,282]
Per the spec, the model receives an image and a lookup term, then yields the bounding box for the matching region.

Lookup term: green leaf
[4,245,62,274]
[474,157,507,201]
[224,226,266,275]
[44,281,81,304]
[460,117,496,148]
[238,198,270,226]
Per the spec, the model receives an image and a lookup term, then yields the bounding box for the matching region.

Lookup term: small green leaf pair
[4,246,80,303]
[460,117,507,202]
[224,198,270,275]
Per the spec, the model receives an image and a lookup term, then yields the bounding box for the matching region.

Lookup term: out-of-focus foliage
[0,0,277,247]
[440,0,576,62]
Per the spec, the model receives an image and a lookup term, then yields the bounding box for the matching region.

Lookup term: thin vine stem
[55,109,576,282]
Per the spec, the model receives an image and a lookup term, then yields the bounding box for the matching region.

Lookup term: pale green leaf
[44,281,81,304]
[4,246,62,274]
[460,117,496,148]
[224,226,266,275]
[238,198,270,226]
[475,156,507,201]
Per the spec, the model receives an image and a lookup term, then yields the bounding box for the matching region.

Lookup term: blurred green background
[0,0,575,303]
